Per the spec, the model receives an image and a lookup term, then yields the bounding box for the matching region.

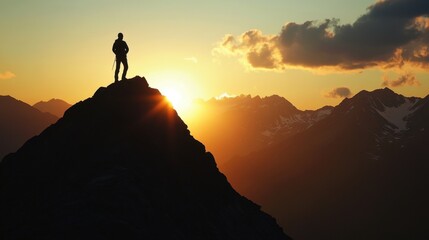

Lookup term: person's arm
[112,41,117,54]
[125,42,129,54]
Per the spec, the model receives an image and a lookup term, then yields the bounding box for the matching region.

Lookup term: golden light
[162,87,186,109]
[148,70,196,120]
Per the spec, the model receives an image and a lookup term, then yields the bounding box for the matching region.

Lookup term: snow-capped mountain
[188,95,333,165]
[332,88,423,160]
[222,88,429,240]
[261,105,333,143]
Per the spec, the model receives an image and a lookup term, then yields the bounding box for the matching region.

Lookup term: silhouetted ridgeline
[33,98,72,117]
[223,88,429,240]
[187,94,333,166]
[0,96,58,160]
[0,76,290,240]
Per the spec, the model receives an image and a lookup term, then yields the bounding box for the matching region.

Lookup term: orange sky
[1,0,428,114]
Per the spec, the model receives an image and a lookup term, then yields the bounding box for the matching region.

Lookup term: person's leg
[122,58,128,80]
[114,59,120,82]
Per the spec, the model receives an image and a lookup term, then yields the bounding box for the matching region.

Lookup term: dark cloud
[382,73,420,87]
[218,0,429,70]
[0,71,16,80]
[325,87,352,98]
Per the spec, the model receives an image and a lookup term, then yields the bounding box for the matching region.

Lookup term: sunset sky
[1,0,428,113]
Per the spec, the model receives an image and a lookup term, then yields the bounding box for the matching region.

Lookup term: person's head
[118,32,123,40]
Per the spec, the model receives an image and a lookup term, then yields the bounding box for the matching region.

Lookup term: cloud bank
[0,71,16,80]
[324,87,352,98]
[382,73,420,87]
[216,0,429,71]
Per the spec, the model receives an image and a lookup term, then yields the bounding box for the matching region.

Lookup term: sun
[163,88,184,108]
[147,70,198,120]
[161,87,193,115]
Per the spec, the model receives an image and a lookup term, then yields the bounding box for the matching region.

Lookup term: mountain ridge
[222,87,429,240]
[0,76,290,240]
[0,95,58,160]
[33,98,72,117]
[189,94,334,166]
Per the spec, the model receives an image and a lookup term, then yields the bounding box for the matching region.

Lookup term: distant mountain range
[188,95,333,165]
[33,98,71,117]
[222,88,429,239]
[0,77,290,239]
[0,96,58,160]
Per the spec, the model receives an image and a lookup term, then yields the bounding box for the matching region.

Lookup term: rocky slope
[0,76,289,240]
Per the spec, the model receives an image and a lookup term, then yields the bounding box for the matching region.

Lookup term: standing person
[112,32,129,82]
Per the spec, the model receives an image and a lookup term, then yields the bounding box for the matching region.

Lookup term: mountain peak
[339,87,415,113]
[0,95,15,101]
[0,95,58,160]
[33,98,71,117]
[0,76,289,239]
[0,95,27,107]
[222,87,429,240]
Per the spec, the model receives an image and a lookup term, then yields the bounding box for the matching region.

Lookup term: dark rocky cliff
[0,76,290,240]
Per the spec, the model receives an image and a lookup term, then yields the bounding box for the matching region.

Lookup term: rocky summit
[0,76,290,240]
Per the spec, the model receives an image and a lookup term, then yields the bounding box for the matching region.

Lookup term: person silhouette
[112,32,129,82]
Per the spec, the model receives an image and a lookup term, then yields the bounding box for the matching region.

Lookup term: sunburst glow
[163,88,185,108]
[149,71,196,119]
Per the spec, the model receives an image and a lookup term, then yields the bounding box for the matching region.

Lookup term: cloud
[0,71,16,80]
[215,30,283,69]
[325,87,352,98]
[382,73,421,87]
[216,0,429,71]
